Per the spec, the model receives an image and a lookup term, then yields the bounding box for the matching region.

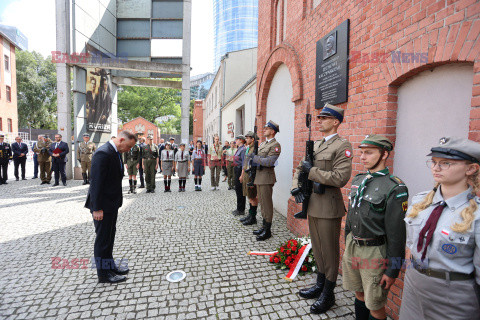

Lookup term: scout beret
[235,135,246,141]
[318,103,344,123]
[359,134,393,151]
[245,131,258,139]
[83,133,90,137]
[265,120,279,133]
[428,137,480,164]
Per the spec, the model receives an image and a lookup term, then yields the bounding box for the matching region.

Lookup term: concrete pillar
[55,0,73,179]
[181,0,192,144]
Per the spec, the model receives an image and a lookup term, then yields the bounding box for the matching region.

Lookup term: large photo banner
[86,68,112,133]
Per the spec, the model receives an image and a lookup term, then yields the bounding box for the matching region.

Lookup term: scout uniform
[400,137,480,320]
[342,135,408,318]
[34,137,52,184]
[209,141,223,190]
[175,144,190,192]
[252,121,281,241]
[240,131,258,226]
[161,143,175,192]
[226,145,236,190]
[0,135,12,184]
[76,133,96,184]
[142,138,159,193]
[192,144,206,191]
[292,104,353,314]
[123,143,140,194]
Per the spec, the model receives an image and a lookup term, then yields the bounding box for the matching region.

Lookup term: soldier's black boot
[243,206,258,225]
[299,273,325,299]
[256,222,272,241]
[253,219,266,235]
[310,279,336,314]
[82,173,88,185]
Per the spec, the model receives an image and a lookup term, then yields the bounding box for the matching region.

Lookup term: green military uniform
[124,143,141,194]
[34,138,52,183]
[142,141,159,193]
[342,135,408,317]
[76,134,96,184]
[239,131,259,226]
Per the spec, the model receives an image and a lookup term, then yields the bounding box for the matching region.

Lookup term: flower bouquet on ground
[248,237,316,281]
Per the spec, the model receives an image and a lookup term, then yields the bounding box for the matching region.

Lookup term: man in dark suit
[12,136,28,181]
[97,78,111,125]
[49,134,70,186]
[85,130,137,283]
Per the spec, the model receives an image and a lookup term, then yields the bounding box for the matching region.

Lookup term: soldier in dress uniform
[161,142,175,192]
[77,133,97,185]
[123,139,141,194]
[142,135,159,193]
[138,137,146,188]
[34,135,52,184]
[399,137,480,320]
[239,131,259,225]
[174,143,190,192]
[342,135,408,320]
[291,104,353,314]
[0,134,12,184]
[248,120,281,241]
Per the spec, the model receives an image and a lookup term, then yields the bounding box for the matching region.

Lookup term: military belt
[412,261,474,281]
[352,235,386,246]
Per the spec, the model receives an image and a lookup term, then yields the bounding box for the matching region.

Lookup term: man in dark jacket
[85,131,137,283]
[12,136,29,181]
[49,134,70,186]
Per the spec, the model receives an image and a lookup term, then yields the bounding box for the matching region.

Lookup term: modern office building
[213,0,258,71]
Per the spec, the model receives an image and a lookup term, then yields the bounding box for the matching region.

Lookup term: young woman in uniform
[400,137,480,320]
[174,143,190,192]
[160,142,175,192]
[192,140,206,191]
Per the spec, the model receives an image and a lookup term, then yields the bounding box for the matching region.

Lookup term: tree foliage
[16,50,57,129]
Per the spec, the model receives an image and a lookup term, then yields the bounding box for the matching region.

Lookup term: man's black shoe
[40,181,46,185]
[256,222,272,241]
[45,181,50,184]
[151,190,155,193]
[63,182,67,186]
[22,178,27,180]
[98,271,127,284]
[146,190,151,193]
[232,210,245,216]
[139,184,145,189]
[32,177,37,179]
[243,215,257,226]
[53,183,59,186]
[15,178,19,181]
[112,265,129,275]
[239,215,249,223]
[253,219,266,235]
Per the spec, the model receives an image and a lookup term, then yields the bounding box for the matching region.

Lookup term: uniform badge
[441,244,457,254]
[345,150,352,158]
[439,137,448,145]
[402,201,408,212]
[441,229,450,236]
[275,147,279,152]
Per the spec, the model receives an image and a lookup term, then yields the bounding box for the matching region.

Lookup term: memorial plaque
[315,19,350,109]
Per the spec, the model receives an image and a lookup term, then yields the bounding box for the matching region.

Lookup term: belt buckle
[353,237,361,246]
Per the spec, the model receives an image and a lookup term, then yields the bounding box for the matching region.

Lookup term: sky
[0,0,214,76]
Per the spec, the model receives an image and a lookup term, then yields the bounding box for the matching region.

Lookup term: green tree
[16,50,57,129]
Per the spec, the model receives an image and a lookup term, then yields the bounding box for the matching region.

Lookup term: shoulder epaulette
[389,175,404,185]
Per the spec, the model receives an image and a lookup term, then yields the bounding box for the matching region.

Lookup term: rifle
[246,120,258,186]
[293,113,314,219]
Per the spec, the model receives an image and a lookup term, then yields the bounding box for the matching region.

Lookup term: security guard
[123,139,141,194]
[76,133,96,184]
[399,137,480,320]
[239,131,259,225]
[0,134,12,184]
[249,120,281,241]
[34,135,52,184]
[142,135,159,193]
[342,135,408,320]
[291,104,353,314]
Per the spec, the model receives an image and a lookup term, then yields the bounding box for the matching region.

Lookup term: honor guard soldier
[239,131,259,225]
[174,143,190,192]
[399,137,480,320]
[77,133,97,184]
[138,137,146,188]
[342,135,408,320]
[161,142,175,192]
[123,139,141,194]
[0,134,12,184]
[34,135,52,184]
[249,120,281,241]
[292,104,353,314]
[142,135,159,193]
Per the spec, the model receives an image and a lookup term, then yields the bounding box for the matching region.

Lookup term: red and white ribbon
[247,251,278,256]
[284,243,312,282]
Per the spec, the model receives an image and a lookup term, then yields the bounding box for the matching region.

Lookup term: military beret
[265,120,279,133]
[359,134,393,151]
[235,135,246,141]
[428,137,480,164]
[318,103,345,123]
[83,133,90,137]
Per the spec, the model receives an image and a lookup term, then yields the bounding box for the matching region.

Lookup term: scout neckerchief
[181,150,184,160]
[352,167,389,208]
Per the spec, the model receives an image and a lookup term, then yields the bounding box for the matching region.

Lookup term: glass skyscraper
[213,0,258,71]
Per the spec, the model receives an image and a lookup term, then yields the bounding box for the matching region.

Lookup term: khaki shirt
[292,135,352,218]
[123,144,140,164]
[142,144,159,159]
[253,138,281,185]
[77,141,96,162]
[34,139,52,162]
[208,143,223,161]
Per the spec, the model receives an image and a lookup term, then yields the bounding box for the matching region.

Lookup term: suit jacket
[85,142,124,213]
[253,138,281,185]
[49,141,69,163]
[97,90,111,125]
[291,135,353,219]
[11,142,29,160]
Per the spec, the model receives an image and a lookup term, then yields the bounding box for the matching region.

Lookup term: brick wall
[193,100,204,142]
[256,0,480,318]
[121,117,161,144]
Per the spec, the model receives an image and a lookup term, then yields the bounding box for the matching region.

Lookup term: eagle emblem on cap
[439,137,448,145]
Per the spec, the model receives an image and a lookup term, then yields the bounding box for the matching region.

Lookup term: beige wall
[0,36,18,140]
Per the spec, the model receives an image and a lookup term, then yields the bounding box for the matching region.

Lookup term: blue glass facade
[213,0,258,71]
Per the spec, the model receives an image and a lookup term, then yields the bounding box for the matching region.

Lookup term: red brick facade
[193,100,204,142]
[256,1,480,318]
[120,117,161,144]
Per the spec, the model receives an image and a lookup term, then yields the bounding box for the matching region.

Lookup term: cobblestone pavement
[0,162,355,319]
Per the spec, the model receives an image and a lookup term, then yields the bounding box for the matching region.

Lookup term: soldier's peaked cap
[318,103,344,123]
[83,133,90,137]
[359,134,393,151]
[265,120,279,133]
[428,136,480,164]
